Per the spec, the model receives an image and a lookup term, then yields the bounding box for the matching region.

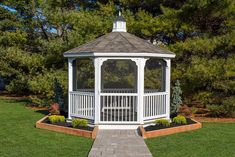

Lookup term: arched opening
[144,58,166,93]
[100,59,138,122]
[75,58,94,92]
[101,59,137,93]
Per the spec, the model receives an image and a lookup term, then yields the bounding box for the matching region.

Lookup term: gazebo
[63,14,175,129]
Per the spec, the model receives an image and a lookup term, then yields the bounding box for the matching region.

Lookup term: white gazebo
[63,14,175,129]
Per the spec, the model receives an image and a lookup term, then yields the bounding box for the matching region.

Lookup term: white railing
[70,91,95,120]
[100,93,138,122]
[102,88,135,93]
[77,89,94,92]
[144,89,161,93]
[143,92,167,120]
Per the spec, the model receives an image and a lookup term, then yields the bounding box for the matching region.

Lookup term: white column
[164,58,171,120]
[68,57,75,119]
[136,58,147,124]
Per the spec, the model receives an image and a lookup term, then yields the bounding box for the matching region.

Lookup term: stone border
[140,119,202,139]
[36,116,98,139]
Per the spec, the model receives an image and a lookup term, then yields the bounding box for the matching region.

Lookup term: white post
[164,58,171,120]
[136,58,147,124]
[68,57,75,119]
[94,58,101,124]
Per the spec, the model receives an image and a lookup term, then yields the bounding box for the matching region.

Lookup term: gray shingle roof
[64,32,175,55]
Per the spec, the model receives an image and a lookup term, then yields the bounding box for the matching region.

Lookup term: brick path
[88,130,152,157]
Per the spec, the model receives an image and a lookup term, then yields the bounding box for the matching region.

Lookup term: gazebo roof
[64,15,175,58]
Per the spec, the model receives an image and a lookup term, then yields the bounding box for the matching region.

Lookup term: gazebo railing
[143,92,167,121]
[70,91,95,120]
[69,90,168,123]
[100,93,138,123]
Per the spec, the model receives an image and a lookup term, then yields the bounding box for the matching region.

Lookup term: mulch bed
[43,119,94,131]
[145,118,196,132]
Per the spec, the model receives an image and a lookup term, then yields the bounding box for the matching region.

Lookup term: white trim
[99,125,139,130]
[64,52,175,58]
[136,58,147,125]
[68,58,75,119]
[100,93,138,96]
[164,58,171,120]
[144,92,168,96]
[94,58,101,124]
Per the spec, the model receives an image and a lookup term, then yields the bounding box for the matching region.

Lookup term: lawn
[146,122,235,157]
[0,98,93,157]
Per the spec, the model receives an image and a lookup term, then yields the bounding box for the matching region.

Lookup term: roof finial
[119,11,121,16]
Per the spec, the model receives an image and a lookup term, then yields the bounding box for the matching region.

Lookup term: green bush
[72,118,88,128]
[154,119,170,127]
[48,115,65,124]
[222,97,235,118]
[207,97,235,118]
[173,115,187,124]
[207,105,226,117]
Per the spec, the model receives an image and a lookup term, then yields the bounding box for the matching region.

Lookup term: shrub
[154,119,170,127]
[207,105,226,117]
[48,115,65,124]
[171,80,183,116]
[222,97,235,118]
[54,78,64,110]
[173,115,187,124]
[179,105,191,116]
[50,103,60,115]
[72,118,88,128]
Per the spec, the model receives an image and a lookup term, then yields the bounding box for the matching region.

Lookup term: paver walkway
[88,130,152,157]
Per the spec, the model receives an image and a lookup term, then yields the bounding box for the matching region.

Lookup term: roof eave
[63,52,176,58]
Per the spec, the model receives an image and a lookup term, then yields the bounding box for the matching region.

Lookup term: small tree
[54,78,64,111]
[171,80,182,116]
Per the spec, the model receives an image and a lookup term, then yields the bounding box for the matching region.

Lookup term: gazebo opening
[145,58,166,93]
[100,59,138,122]
[101,59,137,93]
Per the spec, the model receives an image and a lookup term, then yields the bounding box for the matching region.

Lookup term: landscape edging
[140,119,202,139]
[36,115,98,139]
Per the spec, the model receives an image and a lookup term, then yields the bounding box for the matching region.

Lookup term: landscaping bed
[36,116,98,139]
[140,118,202,139]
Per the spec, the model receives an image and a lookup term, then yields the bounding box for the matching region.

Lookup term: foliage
[222,97,235,118]
[208,97,235,117]
[54,78,64,110]
[50,103,60,115]
[72,118,88,128]
[171,80,183,115]
[207,105,226,117]
[0,0,234,117]
[48,115,65,124]
[172,115,187,124]
[154,119,170,127]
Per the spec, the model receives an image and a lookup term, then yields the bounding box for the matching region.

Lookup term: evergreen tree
[171,80,182,116]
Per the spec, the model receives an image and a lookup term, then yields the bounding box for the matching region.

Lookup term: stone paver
[88,130,152,157]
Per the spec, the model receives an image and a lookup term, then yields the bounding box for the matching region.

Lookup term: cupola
[112,11,127,32]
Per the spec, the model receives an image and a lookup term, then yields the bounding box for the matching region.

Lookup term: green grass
[146,122,235,157]
[0,98,93,157]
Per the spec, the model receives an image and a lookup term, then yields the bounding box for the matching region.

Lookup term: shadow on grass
[35,110,49,115]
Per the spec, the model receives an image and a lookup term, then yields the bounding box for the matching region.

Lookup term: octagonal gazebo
[64,14,175,129]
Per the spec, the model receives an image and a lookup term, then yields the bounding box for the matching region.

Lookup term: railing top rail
[144,92,168,96]
[100,93,138,96]
[70,91,95,95]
